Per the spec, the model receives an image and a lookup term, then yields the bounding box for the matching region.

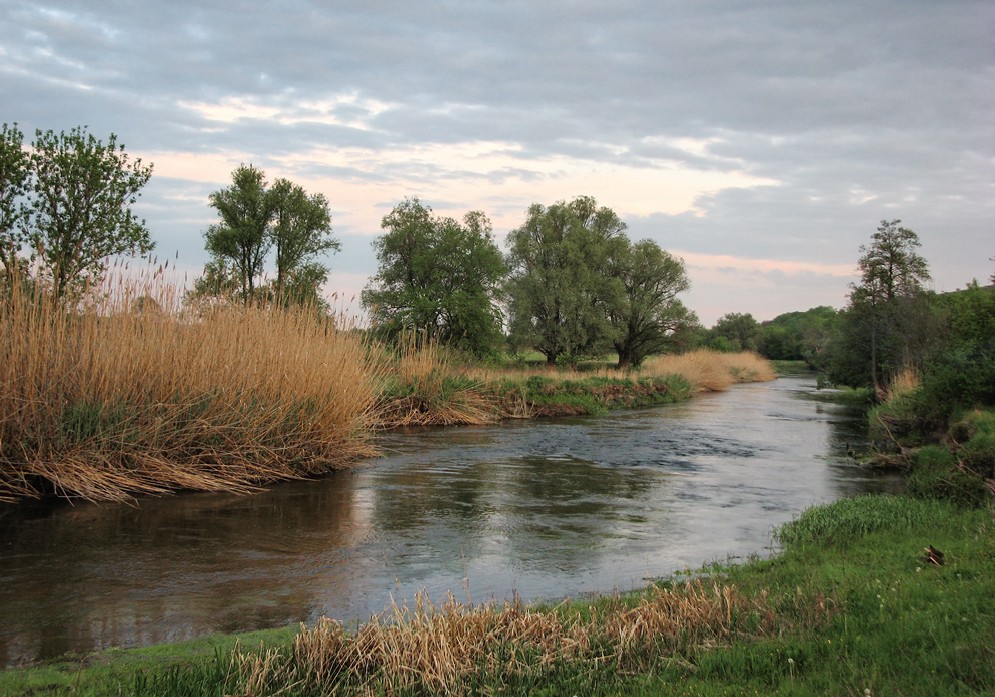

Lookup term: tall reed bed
[0,280,378,502]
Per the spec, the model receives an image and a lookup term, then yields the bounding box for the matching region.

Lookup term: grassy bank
[3,492,991,696]
[373,345,777,427]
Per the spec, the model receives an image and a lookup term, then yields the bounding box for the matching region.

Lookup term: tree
[0,123,30,281]
[758,306,839,368]
[851,219,931,391]
[267,178,338,302]
[606,239,695,369]
[27,126,154,299]
[505,196,626,365]
[203,165,275,303]
[197,165,337,307]
[709,312,761,352]
[361,198,506,356]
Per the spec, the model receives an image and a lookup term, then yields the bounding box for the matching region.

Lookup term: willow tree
[362,198,506,356]
[505,196,626,365]
[197,165,337,307]
[607,239,695,369]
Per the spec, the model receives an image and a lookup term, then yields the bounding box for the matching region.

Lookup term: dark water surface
[0,375,899,667]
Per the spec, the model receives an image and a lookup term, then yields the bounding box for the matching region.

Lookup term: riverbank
[2,491,990,696]
[0,278,775,502]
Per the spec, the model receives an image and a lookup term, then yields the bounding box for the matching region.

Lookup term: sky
[2,0,992,326]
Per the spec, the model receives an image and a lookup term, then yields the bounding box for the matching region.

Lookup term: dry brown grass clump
[641,349,775,391]
[0,279,378,502]
[371,335,499,427]
[240,579,776,695]
[884,366,920,404]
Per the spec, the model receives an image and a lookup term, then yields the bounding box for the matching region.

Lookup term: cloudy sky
[2,0,992,325]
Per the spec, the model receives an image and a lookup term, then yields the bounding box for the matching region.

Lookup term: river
[0,374,900,667]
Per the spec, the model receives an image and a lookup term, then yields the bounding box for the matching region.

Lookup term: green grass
[4,494,992,696]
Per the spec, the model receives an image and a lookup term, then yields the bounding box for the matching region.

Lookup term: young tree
[268,178,338,302]
[197,165,337,307]
[0,123,31,281]
[505,196,626,365]
[606,239,695,369]
[203,164,275,303]
[362,198,506,356]
[28,127,155,299]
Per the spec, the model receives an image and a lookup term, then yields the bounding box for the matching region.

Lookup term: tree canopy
[827,219,934,390]
[194,164,338,308]
[607,239,696,368]
[361,198,506,356]
[505,196,627,365]
[0,125,155,299]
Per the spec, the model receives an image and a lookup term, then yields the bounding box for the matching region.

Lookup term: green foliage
[196,165,338,308]
[707,312,761,353]
[606,238,697,369]
[505,196,626,365]
[362,198,506,357]
[758,306,839,368]
[907,445,989,507]
[827,219,934,390]
[2,125,155,299]
[0,123,31,280]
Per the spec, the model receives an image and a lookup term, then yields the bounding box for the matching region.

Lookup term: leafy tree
[829,219,932,391]
[758,306,839,367]
[27,126,155,299]
[268,178,338,301]
[203,165,275,303]
[197,165,337,307]
[505,196,626,365]
[0,123,31,281]
[606,239,695,369]
[708,312,761,352]
[361,198,506,356]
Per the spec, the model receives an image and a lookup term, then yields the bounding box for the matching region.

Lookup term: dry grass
[884,366,920,404]
[0,276,378,502]
[371,335,499,428]
[259,579,776,695]
[641,349,776,392]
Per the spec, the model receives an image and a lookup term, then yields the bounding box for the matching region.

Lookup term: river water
[0,375,900,667]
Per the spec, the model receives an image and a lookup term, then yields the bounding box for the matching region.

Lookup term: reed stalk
[0,275,379,502]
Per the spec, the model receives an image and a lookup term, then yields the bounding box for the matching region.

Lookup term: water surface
[0,375,898,666]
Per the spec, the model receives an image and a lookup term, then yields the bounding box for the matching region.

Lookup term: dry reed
[249,579,776,695]
[0,276,378,502]
[372,335,499,428]
[641,349,776,391]
[884,366,920,404]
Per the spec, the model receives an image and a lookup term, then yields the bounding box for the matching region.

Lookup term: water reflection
[0,375,900,667]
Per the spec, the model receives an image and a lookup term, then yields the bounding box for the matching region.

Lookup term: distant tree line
[5,122,989,416]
